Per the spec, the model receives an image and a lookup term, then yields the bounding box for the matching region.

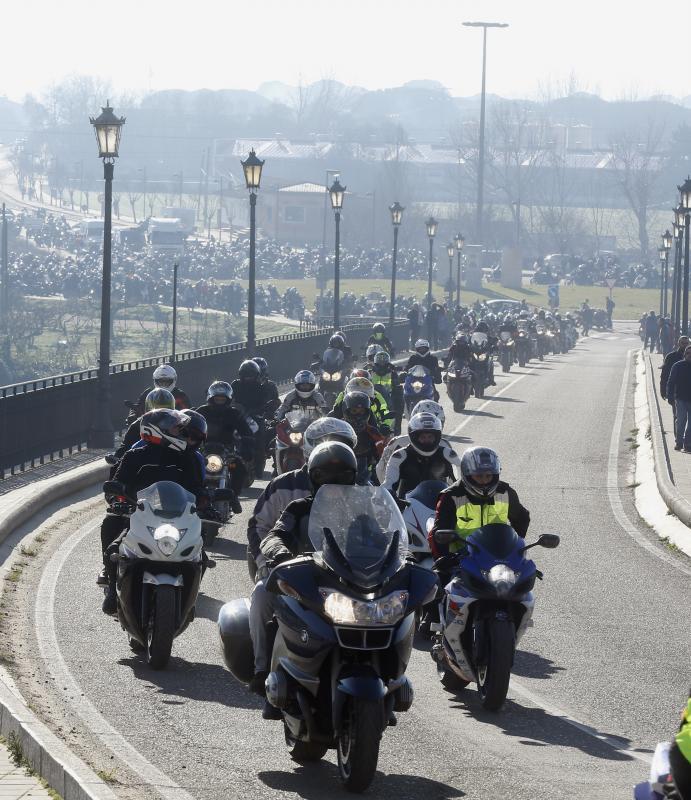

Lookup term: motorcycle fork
[471,604,510,667]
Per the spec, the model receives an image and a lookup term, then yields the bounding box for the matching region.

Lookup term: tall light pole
[172,259,179,359]
[88,102,125,448]
[446,243,455,306]
[425,216,438,338]
[462,21,508,246]
[662,229,673,318]
[389,202,404,328]
[679,179,691,335]
[329,178,346,330]
[241,149,265,354]
[455,232,465,307]
[673,214,683,334]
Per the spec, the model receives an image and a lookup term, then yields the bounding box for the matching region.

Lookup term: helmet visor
[155,378,174,388]
[296,383,314,394]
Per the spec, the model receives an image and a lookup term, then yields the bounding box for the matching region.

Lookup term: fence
[0,320,408,477]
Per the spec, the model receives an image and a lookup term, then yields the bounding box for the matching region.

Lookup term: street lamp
[87,101,125,448]
[462,21,509,246]
[388,202,404,328]
[446,243,455,306]
[329,178,346,330]
[241,148,264,353]
[679,178,691,334]
[662,229,673,318]
[455,232,465,307]
[673,218,683,333]
[425,216,438,338]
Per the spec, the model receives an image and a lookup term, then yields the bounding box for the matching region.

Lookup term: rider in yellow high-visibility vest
[671,693,691,799]
[430,446,530,557]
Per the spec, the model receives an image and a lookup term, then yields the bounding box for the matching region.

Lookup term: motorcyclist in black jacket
[252,356,280,412]
[231,360,279,478]
[405,338,442,383]
[134,364,191,417]
[109,388,175,467]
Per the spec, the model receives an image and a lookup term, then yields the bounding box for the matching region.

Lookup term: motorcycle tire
[453,399,465,413]
[247,547,257,582]
[438,661,470,692]
[285,727,328,763]
[337,697,382,793]
[477,617,515,711]
[474,382,484,400]
[538,352,544,361]
[518,357,526,368]
[146,584,176,670]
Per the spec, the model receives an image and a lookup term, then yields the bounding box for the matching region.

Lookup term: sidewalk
[0,746,54,798]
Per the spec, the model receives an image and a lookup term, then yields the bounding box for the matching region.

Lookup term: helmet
[144,388,175,413]
[414,339,430,355]
[460,446,501,498]
[411,399,446,427]
[303,417,358,456]
[372,322,385,336]
[294,369,316,399]
[345,377,374,398]
[207,380,233,404]
[334,330,347,343]
[329,334,345,349]
[140,409,190,451]
[239,360,261,381]
[343,391,371,430]
[182,410,207,448]
[350,368,370,379]
[366,344,382,359]
[153,364,177,390]
[408,412,442,456]
[252,356,268,379]
[373,350,390,368]
[308,441,357,487]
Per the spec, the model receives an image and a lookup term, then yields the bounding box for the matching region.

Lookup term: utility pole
[1,204,8,362]
[203,147,211,236]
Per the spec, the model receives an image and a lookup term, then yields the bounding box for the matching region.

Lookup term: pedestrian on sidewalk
[643,310,659,352]
[666,344,691,452]
[659,316,674,355]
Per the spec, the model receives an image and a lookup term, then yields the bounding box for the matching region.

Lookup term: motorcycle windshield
[284,409,319,430]
[137,481,194,519]
[500,331,512,342]
[322,348,344,370]
[405,480,448,509]
[308,485,408,589]
[409,365,430,379]
[467,523,520,560]
[471,332,488,347]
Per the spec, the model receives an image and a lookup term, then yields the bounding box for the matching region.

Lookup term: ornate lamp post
[88,102,125,448]
[678,180,691,335]
[661,229,673,318]
[425,216,438,338]
[329,178,346,330]
[454,232,465,307]
[446,242,455,306]
[673,214,683,333]
[241,149,264,353]
[388,202,404,328]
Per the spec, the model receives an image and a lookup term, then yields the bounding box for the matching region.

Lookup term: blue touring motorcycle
[431,523,559,710]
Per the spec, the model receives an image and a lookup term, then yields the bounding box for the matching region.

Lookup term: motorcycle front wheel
[146,584,176,669]
[477,617,515,711]
[337,697,382,792]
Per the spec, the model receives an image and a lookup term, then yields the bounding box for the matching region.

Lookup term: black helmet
[140,409,190,451]
[207,380,233,404]
[329,334,345,349]
[239,359,261,381]
[343,390,371,431]
[307,441,357,487]
[182,410,208,448]
[252,356,268,379]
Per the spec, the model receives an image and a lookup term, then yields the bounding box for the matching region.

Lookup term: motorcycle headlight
[478,354,487,361]
[322,371,331,380]
[412,381,423,392]
[331,371,342,381]
[152,524,183,556]
[206,454,223,473]
[320,588,408,625]
[289,432,303,445]
[483,564,518,597]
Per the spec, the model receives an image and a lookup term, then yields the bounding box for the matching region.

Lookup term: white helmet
[366,343,382,359]
[153,363,177,391]
[345,376,375,398]
[411,399,446,428]
[294,369,316,399]
[414,338,430,354]
[407,412,442,456]
[303,417,358,456]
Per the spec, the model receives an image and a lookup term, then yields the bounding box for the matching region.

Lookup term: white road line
[607,350,691,575]
[34,520,197,800]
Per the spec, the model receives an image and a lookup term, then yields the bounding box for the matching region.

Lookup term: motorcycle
[403,365,434,417]
[469,332,492,399]
[534,324,547,360]
[497,331,515,373]
[431,523,559,710]
[633,742,677,799]
[444,359,473,412]
[515,324,531,368]
[317,347,346,408]
[103,479,218,669]
[200,442,243,543]
[218,484,438,793]
[403,480,448,572]
[274,408,320,475]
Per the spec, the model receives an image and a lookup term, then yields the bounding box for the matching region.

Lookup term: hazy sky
[2,0,689,103]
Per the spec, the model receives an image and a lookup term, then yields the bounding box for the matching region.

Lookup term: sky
[2,0,690,103]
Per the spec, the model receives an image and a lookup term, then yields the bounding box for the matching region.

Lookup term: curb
[643,350,691,528]
[0,458,118,799]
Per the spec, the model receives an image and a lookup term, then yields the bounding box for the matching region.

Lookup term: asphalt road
[6,324,691,800]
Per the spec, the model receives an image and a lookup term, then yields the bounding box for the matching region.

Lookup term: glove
[267,549,293,570]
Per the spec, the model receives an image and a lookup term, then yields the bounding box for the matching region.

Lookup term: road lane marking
[35,520,197,800]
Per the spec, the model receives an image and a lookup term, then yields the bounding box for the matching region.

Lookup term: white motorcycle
[104,479,215,669]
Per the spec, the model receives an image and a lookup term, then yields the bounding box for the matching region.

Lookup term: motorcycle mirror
[433,529,459,545]
[103,480,125,496]
[538,533,560,549]
[124,400,137,410]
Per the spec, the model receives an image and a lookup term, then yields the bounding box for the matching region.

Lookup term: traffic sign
[547,284,560,307]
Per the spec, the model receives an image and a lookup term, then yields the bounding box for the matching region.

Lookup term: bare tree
[125,181,143,223]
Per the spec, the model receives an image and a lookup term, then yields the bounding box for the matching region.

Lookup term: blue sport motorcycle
[403,365,435,417]
[431,523,559,710]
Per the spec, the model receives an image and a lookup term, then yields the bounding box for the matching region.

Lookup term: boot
[248,670,269,696]
[262,699,282,720]
[230,491,242,515]
[101,552,118,615]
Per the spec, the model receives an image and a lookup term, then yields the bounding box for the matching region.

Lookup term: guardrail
[0,320,409,477]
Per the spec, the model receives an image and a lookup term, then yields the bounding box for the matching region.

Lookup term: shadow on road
[512,650,566,679]
[195,590,226,623]
[481,395,525,404]
[444,434,473,445]
[259,764,465,799]
[205,535,247,561]
[461,409,502,419]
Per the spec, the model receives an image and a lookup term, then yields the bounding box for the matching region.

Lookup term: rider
[339,391,386,484]
[101,409,205,614]
[367,322,394,356]
[135,364,191,415]
[330,375,392,433]
[328,333,353,371]
[231,360,278,477]
[247,418,357,582]
[430,446,530,559]
[445,331,473,366]
[196,381,255,512]
[371,350,403,435]
[406,339,442,384]
[383,412,460,497]
[249,441,358,718]
[670,692,691,799]
[275,370,326,420]
[110,388,175,465]
[252,356,280,412]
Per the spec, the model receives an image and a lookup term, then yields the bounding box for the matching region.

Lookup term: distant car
[484,299,524,315]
